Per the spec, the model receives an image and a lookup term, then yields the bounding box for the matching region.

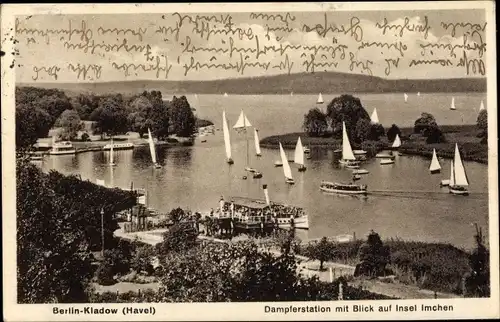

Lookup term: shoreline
[260,125,488,164]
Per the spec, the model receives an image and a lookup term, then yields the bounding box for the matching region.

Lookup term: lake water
[40,93,489,249]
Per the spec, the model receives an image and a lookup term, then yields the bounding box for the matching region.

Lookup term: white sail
[233,110,252,129]
[254,129,261,155]
[404,93,408,102]
[453,143,469,186]
[147,128,157,164]
[391,134,401,148]
[294,137,305,166]
[342,121,356,160]
[417,92,421,96]
[290,92,293,97]
[279,142,293,180]
[222,111,232,160]
[479,100,485,111]
[317,93,324,104]
[450,97,456,110]
[429,149,441,172]
[370,108,379,124]
[449,161,455,186]
[224,93,228,97]
[109,138,115,165]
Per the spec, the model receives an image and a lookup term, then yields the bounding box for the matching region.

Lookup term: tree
[131,245,155,275]
[476,110,487,144]
[326,95,370,140]
[303,108,328,137]
[55,109,83,141]
[356,230,390,277]
[15,104,52,150]
[425,125,446,144]
[71,94,100,120]
[127,95,154,138]
[387,124,401,142]
[90,95,128,137]
[157,222,198,255]
[369,123,385,141]
[464,227,490,297]
[169,96,195,137]
[354,118,371,143]
[303,237,335,271]
[17,160,93,303]
[414,112,438,135]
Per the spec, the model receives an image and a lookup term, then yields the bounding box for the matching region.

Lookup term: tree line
[15,87,200,150]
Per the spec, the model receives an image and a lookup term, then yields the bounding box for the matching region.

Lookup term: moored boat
[253,171,263,179]
[380,159,395,165]
[320,181,367,195]
[303,146,311,154]
[103,142,134,150]
[352,174,361,181]
[353,149,367,155]
[375,152,395,160]
[352,169,369,175]
[245,167,257,173]
[274,161,283,167]
[49,139,76,155]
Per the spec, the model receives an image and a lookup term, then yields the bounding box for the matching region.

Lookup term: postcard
[1,2,498,321]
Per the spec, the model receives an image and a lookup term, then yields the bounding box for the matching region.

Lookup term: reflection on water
[39,94,489,249]
[41,143,489,250]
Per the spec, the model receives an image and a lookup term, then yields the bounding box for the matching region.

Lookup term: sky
[14,8,488,83]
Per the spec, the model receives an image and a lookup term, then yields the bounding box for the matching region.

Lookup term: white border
[1,2,498,321]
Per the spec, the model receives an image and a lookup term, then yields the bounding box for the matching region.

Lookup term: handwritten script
[14,11,487,82]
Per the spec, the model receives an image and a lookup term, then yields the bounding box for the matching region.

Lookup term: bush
[95,262,116,286]
[81,132,90,141]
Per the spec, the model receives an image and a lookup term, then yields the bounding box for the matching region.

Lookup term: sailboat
[449,144,469,195]
[109,138,116,167]
[317,93,324,104]
[450,97,456,110]
[222,110,234,164]
[224,93,228,97]
[147,128,161,169]
[279,142,295,184]
[294,137,306,172]
[417,92,421,96]
[391,134,401,149]
[233,110,256,173]
[254,129,262,157]
[370,108,379,124]
[404,93,408,103]
[290,91,294,97]
[479,100,485,111]
[429,148,441,174]
[339,121,360,168]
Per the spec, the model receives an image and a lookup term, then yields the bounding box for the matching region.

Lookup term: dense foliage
[16,159,137,303]
[413,112,446,143]
[387,124,402,142]
[55,109,83,140]
[326,94,370,141]
[303,108,328,137]
[301,237,336,270]
[463,228,490,297]
[356,231,391,277]
[15,87,200,150]
[476,110,487,144]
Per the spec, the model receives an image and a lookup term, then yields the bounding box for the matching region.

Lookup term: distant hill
[19,72,486,96]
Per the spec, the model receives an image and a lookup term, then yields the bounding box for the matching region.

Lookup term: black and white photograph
[2,2,498,321]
